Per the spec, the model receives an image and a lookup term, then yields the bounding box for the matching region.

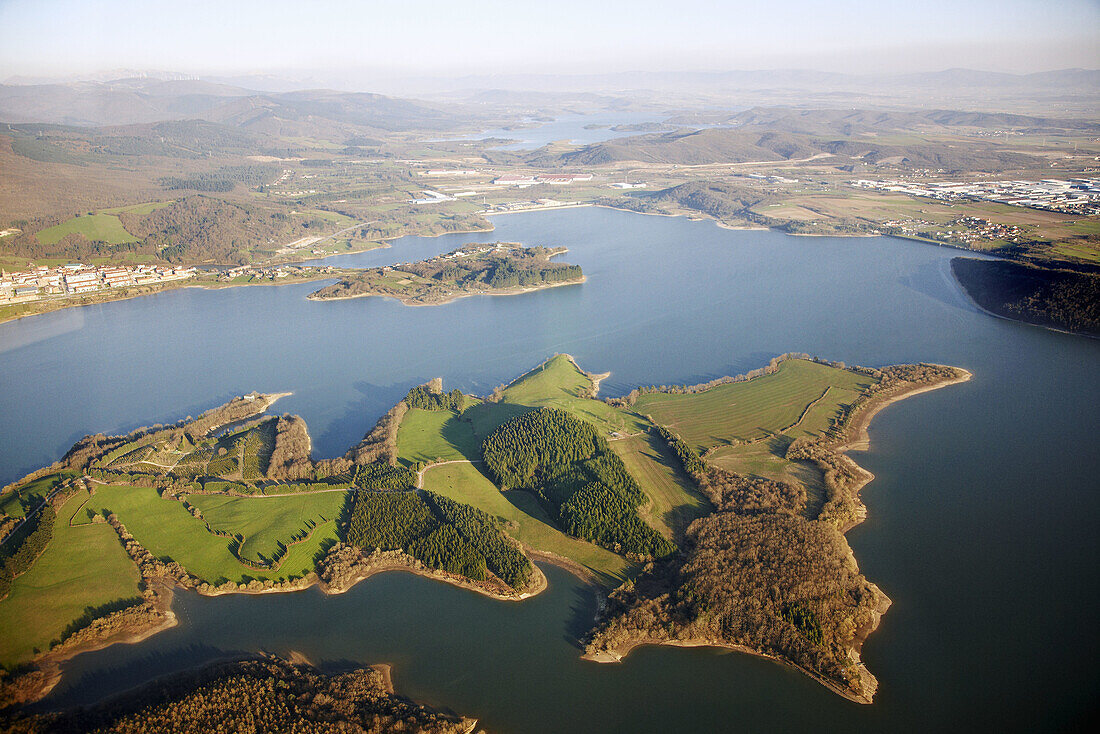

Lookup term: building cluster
[481,199,574,213]
[221,265,335,281]
[942,217,1024,244]
[878,216,1024,245]
[420,169,480,177]
[492,174,593,187]
[1,264,196,302]
[850,177,1100,215]
[879,218,937,236]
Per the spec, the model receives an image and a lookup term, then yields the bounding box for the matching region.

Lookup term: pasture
[396,407,480,467]
[633,359,875,451]
[83,485,334,584]
[609,433,711,540]
[186,491,348,566]
[0,490,141,666]
[420,461,630,584]
[35,213,137,245]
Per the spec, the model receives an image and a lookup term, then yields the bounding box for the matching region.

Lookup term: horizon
[1,0,1098,87]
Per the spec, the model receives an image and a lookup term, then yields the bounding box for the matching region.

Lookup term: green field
[0,472,75,518]
[83,485,334,584]
[421,462,630,583]
[707,437,827,518]
[186,492,348,566]
[633,359,875,452]
[35,213,138,245]
[466,355,647,437]
[396,408,480,467]
[0,491,142,666]
[609,433,711,539]
[395,355,704,581]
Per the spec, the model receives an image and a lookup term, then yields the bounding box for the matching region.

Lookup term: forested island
[1,656,480,733]
[0,354,969,709]
[308,242,584,305]
[951,257,1100,336]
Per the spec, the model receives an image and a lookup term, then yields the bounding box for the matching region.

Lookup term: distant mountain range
[0,78,477,132]
[528,106,1099,171]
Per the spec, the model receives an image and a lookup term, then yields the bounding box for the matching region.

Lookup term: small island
[0,354,969,709]
[308,242,584,305]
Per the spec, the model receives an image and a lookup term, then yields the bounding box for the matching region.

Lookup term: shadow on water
[897,258,980,312]
[311,379,410,459]
[36,643,250,712]
[562,582,601,651]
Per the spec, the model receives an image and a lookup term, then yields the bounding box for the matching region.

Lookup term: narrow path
[416,459,482,489]
[0,477,78,549]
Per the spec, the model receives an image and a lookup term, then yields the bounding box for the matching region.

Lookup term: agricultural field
[82,485,333,584]
[608,432,711,539]
[396,407,480,467]
[0,472,75,518]
[187,491,348,566]
[34,212,138,245]
[468,354,647,437]
[0,490,142,666]
[633,358,875,451]
[420,462,630,583]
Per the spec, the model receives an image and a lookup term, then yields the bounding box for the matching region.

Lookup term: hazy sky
[1,0,1097,82]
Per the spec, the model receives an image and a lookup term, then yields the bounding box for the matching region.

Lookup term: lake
[2,207,1097,732]
[437,112,681,150]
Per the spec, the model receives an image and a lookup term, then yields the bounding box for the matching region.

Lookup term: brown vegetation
[1,656,478,733]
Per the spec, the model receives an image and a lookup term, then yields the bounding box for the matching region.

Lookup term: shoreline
[12,550,554,707]
[581,637,875,705]
[950,265,1099,340]
[580,364,974,704]
[308,275,586,307]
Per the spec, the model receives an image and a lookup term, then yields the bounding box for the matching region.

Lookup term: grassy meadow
[0,491,141,667]
[186,492,348,566]
[35,213,138,246]
[633,359,875,451]
[82,485,335,585]
[421,462,630,584]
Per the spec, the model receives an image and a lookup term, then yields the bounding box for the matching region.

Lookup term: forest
[0,657,477,733]
[585,361,972,701]
[310,243,584,304]
[587,421,883,699]
[404,383,468,412]
[1,195,333,265]
[951,257,1100,335]
[588,512,885,698]
[482,407,675,559]
[344,490,532,591]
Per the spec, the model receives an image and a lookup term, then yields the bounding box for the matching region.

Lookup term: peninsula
[0,354,968,708]
[308,242,584,305]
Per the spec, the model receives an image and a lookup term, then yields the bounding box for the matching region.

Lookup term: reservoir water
[440,112,680,150]
[1,207,1097,731]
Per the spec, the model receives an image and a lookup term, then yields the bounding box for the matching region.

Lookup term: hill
[0,79,479,135]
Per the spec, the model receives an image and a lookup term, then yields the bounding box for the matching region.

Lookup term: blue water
[2,207,1098,732]
[440,112,678,150]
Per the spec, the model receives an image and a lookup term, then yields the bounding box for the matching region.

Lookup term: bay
[2,207,1097,731]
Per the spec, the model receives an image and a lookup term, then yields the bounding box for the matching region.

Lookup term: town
[850,177,1100,215]
[0,263,195,303]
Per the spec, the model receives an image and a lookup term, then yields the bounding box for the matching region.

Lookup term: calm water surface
[1,207,1097,732]
[441,112,679,150]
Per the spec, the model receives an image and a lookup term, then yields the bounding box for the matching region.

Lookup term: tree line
[482,408,675,559]
[403,385,467,413]
[344,490,532,591]
[1,657,476,733]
